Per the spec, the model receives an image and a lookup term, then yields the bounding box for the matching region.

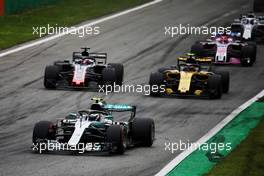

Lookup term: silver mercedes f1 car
[32,98,155,154]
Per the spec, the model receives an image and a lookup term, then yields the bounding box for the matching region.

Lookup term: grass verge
[0,0,150,50]
[205,115,264,176]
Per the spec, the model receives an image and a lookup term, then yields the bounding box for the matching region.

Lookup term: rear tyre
[108,63,124,86]
[190,43,204,57]
[131,118,155,147]
[252,26,264,44]
[149,72,164,97]
[254,0,264,12]
[208,75,222,99]
[215,71,230,93]
[44,65,59,89]
[241,45,256,67]
[107,125,125,154]
[102,68,117,89]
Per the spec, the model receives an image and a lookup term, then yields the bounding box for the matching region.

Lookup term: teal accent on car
[90,121,105,128]
[105,115,113,121]
[103,104,133,111]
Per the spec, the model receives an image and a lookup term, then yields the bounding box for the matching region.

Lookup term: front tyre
[215,71,230,93]
[241,45,256,67]
[44,65,59,89]
[208,75,222,99]
[149,72,164,97]
[32,121,56,153]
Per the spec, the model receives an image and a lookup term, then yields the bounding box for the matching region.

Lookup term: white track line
[155,89,264,176]
[0,0,163,58]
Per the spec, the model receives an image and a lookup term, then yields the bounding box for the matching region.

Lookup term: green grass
[0,0,150,50]
[205,116,264,176]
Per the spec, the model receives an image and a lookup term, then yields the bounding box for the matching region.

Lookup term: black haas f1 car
[44,48,124,89]
[149,54,230,99]
[231,12,264,43]
[32,98,155,154]
[191,33,257,66]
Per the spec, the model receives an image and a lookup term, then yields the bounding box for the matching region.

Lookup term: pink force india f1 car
[191,32,257,66]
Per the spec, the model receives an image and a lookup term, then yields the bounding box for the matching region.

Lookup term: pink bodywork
[214,57,241,65]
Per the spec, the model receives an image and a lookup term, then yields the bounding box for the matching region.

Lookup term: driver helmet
[185,64,197,72]
[88,113,101,121]
[186,53,197,64]
[247,12,255,18]
[82,58,94,65]
[74,56,83,64]
[217,32,231,43]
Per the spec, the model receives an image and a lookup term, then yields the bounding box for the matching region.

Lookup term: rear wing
[103,104,135,112]
[72,52,107,65]
[90,98,136,120]
[103,104,136,121]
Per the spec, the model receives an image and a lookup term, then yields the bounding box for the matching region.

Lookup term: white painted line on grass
[155,89,264,176]
[0,0,163,58]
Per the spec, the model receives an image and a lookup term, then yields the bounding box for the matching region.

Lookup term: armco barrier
[1,0,57,15]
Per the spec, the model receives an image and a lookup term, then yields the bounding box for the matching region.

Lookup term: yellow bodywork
[160,55,213,95]
[166,88,174,94]
[165,70,209,94]
[178,57,213,63]
[178,72,194,93]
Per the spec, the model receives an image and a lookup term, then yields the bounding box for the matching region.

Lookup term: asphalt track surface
[0,0,263,176]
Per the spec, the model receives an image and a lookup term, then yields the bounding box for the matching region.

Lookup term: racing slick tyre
[191,43,204,57]
[44,65,59,89]
[102,67,117,88]
[108,63,124,86]
[107,125,125,154]
[215,71,230,93]
[32,121,55,143]
[131,118,155,147]
[254,0,264,12]
[241,45,256,67]
[208,75,222,99]
[32,121,56,153]
[149,72,164,97]
[252,26,264,44]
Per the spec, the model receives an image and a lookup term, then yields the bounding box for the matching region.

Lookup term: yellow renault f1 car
[149,54,229,99]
